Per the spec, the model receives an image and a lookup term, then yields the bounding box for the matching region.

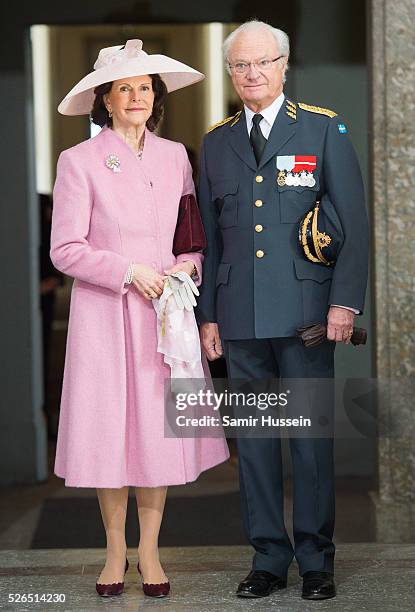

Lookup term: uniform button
[255,175,264,183]
[255,199,263,207]
[256,249,265,258]
[255,224,263,232]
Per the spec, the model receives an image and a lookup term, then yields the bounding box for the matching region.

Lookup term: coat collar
[229,108,257,172]
[100,124,156,159]
[97,125,159,180]
[258,98,297,169]
[243,92,285,136]
[229,98,297,171]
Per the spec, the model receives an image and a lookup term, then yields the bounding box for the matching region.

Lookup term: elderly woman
[51,39,229,599]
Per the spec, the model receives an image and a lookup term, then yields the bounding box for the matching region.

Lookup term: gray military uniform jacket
[196,97,369,339]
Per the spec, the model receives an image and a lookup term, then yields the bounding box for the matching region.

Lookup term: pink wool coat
[50,125,229,488]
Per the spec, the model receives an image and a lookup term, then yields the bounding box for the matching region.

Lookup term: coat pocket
[212,179,238,228]
[293,257,333,283]
[216,262,231,287]
[278,175,320,224]
[293,257,333,324]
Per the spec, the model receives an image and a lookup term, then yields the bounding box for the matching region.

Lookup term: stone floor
[1,544,414,611]
[0,441,397,611]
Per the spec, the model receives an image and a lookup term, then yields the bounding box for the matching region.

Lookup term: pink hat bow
[93,39,147,70]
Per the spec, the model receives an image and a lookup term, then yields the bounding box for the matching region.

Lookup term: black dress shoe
[236,570,287,598]
[302,571,336,600]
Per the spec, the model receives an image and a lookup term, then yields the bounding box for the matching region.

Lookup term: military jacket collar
[244,92,285,138]
[229,98,297,171]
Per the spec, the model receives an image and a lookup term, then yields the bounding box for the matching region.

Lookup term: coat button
[254,199,263,207]
[256,249,265,258]
[255,175,263,183]
[255,224,263,232]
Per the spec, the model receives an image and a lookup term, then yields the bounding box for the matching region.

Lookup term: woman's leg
[135,486,168,583]
[96,487,129,584]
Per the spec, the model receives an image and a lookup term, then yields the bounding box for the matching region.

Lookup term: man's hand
[200,322,223,360]
[327,306,355,344]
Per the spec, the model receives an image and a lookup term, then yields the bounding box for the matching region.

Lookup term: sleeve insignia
[298,102,338,118]
[207,110,241,133]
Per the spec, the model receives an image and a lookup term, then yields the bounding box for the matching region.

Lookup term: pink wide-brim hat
[58,38,205,116]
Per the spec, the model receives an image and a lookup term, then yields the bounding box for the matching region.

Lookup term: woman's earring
[108,108,112,118]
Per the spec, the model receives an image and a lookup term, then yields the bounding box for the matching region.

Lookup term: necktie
[250,114,267,165]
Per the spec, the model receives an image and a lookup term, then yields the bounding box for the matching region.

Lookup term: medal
[276,155,317,189]
[306,171,316,187]
[276,155,295,187]
[277,170,286,186]
[285,172,295,186]
[293,155,317,174]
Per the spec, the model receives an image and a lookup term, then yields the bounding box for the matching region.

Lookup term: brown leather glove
[297,323,367,348]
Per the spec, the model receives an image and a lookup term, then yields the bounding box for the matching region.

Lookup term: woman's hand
[132,264,166,300]
[163,260,195,278]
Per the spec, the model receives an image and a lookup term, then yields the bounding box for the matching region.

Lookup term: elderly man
[196,20,369,601]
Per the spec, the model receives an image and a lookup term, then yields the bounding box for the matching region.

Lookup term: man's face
[228,30,287,112]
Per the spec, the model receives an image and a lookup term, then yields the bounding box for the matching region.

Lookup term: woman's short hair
[90,73,167,131]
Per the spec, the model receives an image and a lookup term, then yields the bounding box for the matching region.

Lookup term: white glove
[167,271,199,311]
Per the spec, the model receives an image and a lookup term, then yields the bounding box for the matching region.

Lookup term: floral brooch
[105,154,121,173]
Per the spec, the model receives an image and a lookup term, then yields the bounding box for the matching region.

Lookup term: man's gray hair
[223,20,290,82]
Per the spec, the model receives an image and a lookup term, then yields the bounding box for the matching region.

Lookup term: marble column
[370,0,415,541]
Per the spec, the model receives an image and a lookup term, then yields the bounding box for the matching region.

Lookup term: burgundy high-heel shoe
[137,562,170,597]
[95,557,129,597]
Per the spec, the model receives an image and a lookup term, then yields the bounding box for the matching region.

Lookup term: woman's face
[104,75,155,129]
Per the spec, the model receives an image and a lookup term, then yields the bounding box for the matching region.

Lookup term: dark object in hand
[297,323,367,347]
[173,193,207,256]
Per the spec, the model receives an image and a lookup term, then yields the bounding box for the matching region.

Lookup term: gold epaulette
[207,110,241,133]
[298,103,337,118]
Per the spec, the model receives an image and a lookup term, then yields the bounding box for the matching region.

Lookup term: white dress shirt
[244,92,285,139]
[244,93,358,316]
